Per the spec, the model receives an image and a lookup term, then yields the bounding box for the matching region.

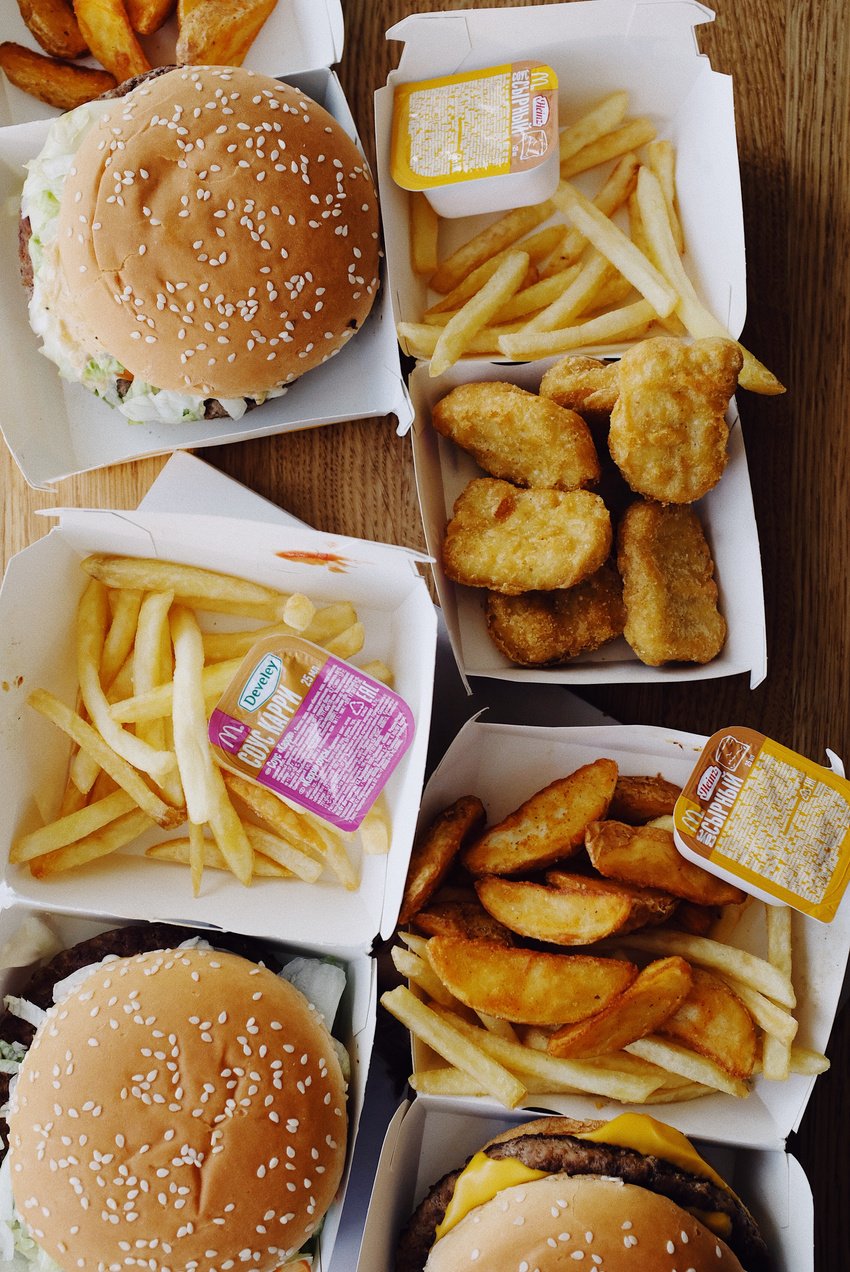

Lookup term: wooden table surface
[1,0,848,1266]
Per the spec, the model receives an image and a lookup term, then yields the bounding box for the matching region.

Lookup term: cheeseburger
[0,925,348,1271]
[397,1114,772,1271]
[20,65,380,425]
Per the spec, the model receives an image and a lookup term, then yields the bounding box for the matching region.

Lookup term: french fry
[634,166,785,393]
[188,820,205,896]
[520,252,612,334]
[646,139,684,253]
[71,0,150,81]
[205,764,253,886]
[613,929,796,1009]
[541,153,640,277]
[767,904,793,978]
[558,91,629,164]
[560,117,656,179]
[170,606,217,825]
[29,808,154,878]
[133,589,184,809]
[11,790,136,864]
[29,689,184,830]
[430,202,554,295]
[486,265,583,322]
[356,659,394,686]
[82,556,291,615]
[410,192,439,276]
[18,0,88,57]
[243,823,323,884]
[0,41,115,110]
[497,299,656,360]
[381,985,528,1108]
[125,0,175,34]
[761,905,795,1078]
[222,771,327,860]
[175,0,278,66]
[282,593,315,632]
[391,945,460,1009]
[425,227,564,315]
[320,834,360,892]
[430,250,530,377]
[359,793,391,856]
[475,1011,520,1043]
[324,621,365,659]
[397,320,524,361]
[146,835,290,878]
[625,1035,749,1098]
[788,1045,830,1076]
[101,588,142,690]
[111,657,241,724]
[553,181,677,318]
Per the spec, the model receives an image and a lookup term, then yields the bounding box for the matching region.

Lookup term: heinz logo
[697,765,722,802]
[531,95,550,127]
[239,655,283,712]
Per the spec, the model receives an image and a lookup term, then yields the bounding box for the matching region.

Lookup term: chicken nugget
[538,354,619,424]
[432,381,599,490]
[443,479,611,595]
[617,499,726,665]
[608,336,743,504]
[485,562,625,665]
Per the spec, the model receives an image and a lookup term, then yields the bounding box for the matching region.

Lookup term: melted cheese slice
[433,1114,734,1244]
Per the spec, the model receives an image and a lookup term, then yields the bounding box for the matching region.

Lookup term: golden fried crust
[538,354,620,424]
[432,381,600,490]
[485,562,625,665]
[617,500,726,665]
[608,336,743,504]
[443,479,612,594]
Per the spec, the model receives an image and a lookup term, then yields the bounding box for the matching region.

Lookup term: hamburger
[20,64,380,425]
[397,1114,772,1271]
[0,923,348,1271]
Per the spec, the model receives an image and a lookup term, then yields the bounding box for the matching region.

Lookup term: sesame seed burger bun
[7,946,348,1271]
[55,65,380,398]
[422,1174,746,1271]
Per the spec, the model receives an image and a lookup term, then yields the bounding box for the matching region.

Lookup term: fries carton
[356,1100,814,1271]
[401,720,849,1148]
[411,359,767,688]
[0,497,436,948]
[0,1,411,488]
[0,901,375,1271]
[375,0,746,362]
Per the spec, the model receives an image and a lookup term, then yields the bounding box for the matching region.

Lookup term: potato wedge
[475,876,634,946]
[585,820,747,906]
[175,0,277,66]
[17,0,87,58]
[548,956,693,1058]
[72,0,150,81]
[412,892,514,946]
[0,41,114,109]
[673,901,720,936]
[125,0,175,33]
[608,774,682,823]
[658,967,757,1079]
[398,796,486,925]
[426,935,636,1026]
[545,870,679,930]
[463,758,618,876]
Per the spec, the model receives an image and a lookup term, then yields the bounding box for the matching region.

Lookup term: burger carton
[374,0,746,357]
[402,720,850,1150]
[0,1,412,489]
[356,1100,814,1271]
[0,463,437,949]
[410,362,766,688]
[0,901,374,1272]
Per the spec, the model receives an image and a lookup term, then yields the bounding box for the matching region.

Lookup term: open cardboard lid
[355,1099,814,1271]
[375,0,746,363]
[407,720,850,1148]
[0,0,345,126]
[0,497,436,951]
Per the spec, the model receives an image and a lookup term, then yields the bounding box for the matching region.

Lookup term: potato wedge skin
[399,795,486,925]
[0,41,114,109]
[463,758,618,876]
[545,869,678,931]
[585,820,746,906]
[18,0,87,58]
[608,773,681,823]
[426,934,637,1026]
[548,956,693,1058]
[412,893,514,946]
[73,0,150,81]
[476,876,633,946]
[176,0,277,67]
[658,966,757,1078]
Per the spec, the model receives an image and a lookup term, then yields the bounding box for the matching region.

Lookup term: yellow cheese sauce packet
[673,726,850,922]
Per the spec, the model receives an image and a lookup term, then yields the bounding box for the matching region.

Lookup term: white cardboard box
[410,359,767,688]
[374,0,746,361]
[356,1100,814,1271]
[405,720,849,1149]
[0,1,411,488]
[0,503,436,949]
[0,902,374,1272]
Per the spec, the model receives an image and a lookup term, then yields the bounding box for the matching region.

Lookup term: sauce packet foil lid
[390,60,558,195]
[208,635,415,832]
[673,726,850,923]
